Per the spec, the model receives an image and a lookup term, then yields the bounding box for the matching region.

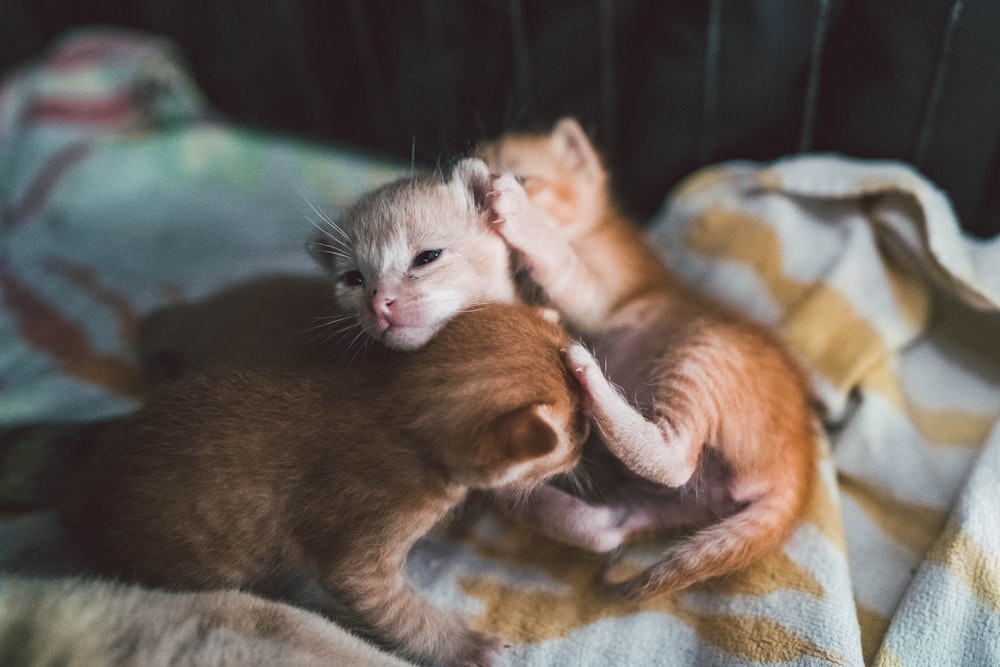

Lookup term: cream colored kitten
[308,158,521,351]
[479,119,818,599]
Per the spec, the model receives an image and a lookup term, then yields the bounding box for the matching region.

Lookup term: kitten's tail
[603,484,807,600]
[0,418,123,510]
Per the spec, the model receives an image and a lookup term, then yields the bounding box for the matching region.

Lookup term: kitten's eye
[341,271,365,287]
[412,249,442,267]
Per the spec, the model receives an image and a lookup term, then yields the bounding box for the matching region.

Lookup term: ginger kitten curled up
[60,303,588,667]
[478,119,817,599]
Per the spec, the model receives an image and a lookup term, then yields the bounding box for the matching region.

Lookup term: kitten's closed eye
[412,249,442,267]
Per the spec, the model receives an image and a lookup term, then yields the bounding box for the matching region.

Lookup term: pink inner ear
[552,118,601,181]
[453,157,492,211]
[476,404,558,473]
[505,404,559,461]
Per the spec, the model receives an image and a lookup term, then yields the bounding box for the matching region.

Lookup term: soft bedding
[1,29,998,666]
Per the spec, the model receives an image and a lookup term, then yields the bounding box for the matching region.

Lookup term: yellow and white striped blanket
[649,155,1000,665]
[1,29,998,666]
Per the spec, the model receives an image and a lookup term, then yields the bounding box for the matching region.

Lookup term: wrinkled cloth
[2,29,998,666]
[653,155,1000,665]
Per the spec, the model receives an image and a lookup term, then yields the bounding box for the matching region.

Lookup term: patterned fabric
[0,28,401,425]
[2,29,998,666]
[653,156,1000,665]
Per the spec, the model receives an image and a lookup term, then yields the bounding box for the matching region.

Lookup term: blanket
[653,156,1000,665]
[2,28,998,666]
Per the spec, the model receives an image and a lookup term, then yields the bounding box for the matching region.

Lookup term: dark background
[3,0,998,237]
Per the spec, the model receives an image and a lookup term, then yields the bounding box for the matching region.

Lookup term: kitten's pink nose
[371,293,399,331]
[374,296,396,316]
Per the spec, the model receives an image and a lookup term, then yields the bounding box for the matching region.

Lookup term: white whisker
[296,190,354,248]
[343,328,374,367]
[309,239,352,261]
[302,316,356,335]
[410,134,417,180]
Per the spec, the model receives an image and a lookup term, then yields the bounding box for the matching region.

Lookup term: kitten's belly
[588,317,744,521]
[602,441,744,531]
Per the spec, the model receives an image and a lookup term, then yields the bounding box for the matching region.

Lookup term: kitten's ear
[451,157,492,212]
[551,118,603,184]
[467,403,562,488]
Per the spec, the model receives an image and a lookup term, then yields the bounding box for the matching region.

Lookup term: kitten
[477,119,818,599]
[0,157,521,511]
[135,156,530,382]
[307,157,523,351]
[0,575,411,667]
[0,276,367,511]
[0,417,122,510]
[137,274,339,382]
[59,303,588,667]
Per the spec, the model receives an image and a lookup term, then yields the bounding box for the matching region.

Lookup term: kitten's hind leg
[499,484,648,553]
[565,345,702,489]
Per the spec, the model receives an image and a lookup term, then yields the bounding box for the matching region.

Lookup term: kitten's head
[308,158,516,351]
[137,276,335,381]
[403,303,589,491]
[476,117,610,237]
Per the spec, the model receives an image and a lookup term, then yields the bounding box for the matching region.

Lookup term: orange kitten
[136,274,339,382]
[60,303,588,666]
[478,119,817,599]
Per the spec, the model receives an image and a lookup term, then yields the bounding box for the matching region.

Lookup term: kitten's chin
[379,325,436,351]
[361,312,449,350]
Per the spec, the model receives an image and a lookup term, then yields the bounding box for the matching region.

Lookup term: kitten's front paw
[450,629,503,667]
[486,174,531,245]
[563,344,602,412]
[581,503,633,553]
